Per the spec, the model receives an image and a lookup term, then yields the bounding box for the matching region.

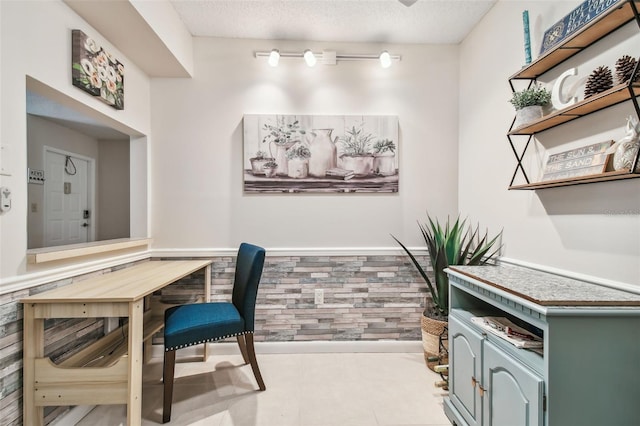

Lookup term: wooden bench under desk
[21,259,213,426]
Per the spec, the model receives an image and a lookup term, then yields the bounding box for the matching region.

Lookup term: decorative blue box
[539,0,621,55]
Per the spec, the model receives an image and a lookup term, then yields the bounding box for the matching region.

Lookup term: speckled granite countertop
[448,265,640,306]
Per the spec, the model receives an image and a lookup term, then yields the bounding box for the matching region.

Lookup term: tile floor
[77,352,451,426]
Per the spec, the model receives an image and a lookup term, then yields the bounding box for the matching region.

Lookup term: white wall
[0,0,151,279]
[459,1,640,286]
[98,139,130,240]
[150,38,460,250]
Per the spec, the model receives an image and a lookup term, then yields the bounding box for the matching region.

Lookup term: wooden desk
[21,259,212,426]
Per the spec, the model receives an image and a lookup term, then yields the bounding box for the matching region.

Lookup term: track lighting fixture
[255,50,400,67]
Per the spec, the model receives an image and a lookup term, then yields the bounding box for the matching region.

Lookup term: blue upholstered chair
[162,243,266,423]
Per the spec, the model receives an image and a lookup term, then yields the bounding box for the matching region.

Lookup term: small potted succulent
[263,160,278,178]
[338,125,376,176]
[249,150,275,175]
[509,84,551,128]
[372,139,397,176]
[286,144,311,178]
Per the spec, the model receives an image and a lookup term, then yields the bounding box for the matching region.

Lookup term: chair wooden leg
[237,334,250,364]
[245,333,266,391]
[163,350,176,423]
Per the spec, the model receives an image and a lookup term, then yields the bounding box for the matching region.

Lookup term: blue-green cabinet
[443,265,640,426]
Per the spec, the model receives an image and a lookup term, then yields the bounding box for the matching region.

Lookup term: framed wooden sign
[541,141,613,181]
[539,0,620,55]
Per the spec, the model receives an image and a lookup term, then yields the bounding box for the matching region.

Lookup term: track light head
[379,51,392,68]
[304,49,317,67]
[268,49,280,67]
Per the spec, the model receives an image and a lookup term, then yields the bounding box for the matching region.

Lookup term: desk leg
[23,303,44,426]
[203,264,212,361]
[127,301,143,426]
[143,295,152,365]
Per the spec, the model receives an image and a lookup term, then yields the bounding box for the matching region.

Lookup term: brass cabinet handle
[478,385,486,397]
[471,376,477,388]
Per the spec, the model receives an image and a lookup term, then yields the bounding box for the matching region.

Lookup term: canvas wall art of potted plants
[392,214,502,373]
[509,84,551,129]
[243,115,399,193]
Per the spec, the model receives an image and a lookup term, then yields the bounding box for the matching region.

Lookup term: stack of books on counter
[471,316,543,351]
[325,168,355,180]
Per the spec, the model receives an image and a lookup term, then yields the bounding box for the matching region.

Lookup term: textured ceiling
[170,0,497,44]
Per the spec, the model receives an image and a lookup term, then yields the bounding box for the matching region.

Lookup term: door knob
[82,223,89,227]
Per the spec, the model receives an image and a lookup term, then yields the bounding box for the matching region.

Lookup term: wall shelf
[507,0,640,190]
[510,1,640,80]
[509,83,640,135]
[26,238,151,264]
[509,169,640,190]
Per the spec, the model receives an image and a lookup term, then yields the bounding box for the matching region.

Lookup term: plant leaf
[391,234,443,312]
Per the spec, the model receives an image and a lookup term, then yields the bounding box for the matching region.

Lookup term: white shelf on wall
[26,238,152,264]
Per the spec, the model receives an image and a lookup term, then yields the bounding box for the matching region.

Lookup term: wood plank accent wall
[0,254,428,425]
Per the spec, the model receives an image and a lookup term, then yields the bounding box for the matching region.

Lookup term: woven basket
[421,314,449,371]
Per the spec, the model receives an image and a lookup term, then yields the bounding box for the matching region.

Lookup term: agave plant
[392,214,502,318]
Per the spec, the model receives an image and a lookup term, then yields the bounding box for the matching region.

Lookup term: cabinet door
[450,315,483,426]
[483,341,544,426]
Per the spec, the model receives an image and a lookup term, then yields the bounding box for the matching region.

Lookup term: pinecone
[584,66,613,99]
[615,55,639,84]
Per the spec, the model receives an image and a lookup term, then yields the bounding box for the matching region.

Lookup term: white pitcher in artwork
[307,129,337,177]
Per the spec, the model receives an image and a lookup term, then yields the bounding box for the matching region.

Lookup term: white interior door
[44,149,92,247]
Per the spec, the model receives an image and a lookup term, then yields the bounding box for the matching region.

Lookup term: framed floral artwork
[71,29,124,110]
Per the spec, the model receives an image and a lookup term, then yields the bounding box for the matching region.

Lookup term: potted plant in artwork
[286,144,311,178]
[262,161,278,178]
[509,84,551,128]
[392,214,502,371]
[372,139,397,176]
[338,125,376,176]
[262,117,306,175]
[249,150,275,175]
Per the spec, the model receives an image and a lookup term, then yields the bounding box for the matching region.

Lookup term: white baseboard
[151,340,422,358]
